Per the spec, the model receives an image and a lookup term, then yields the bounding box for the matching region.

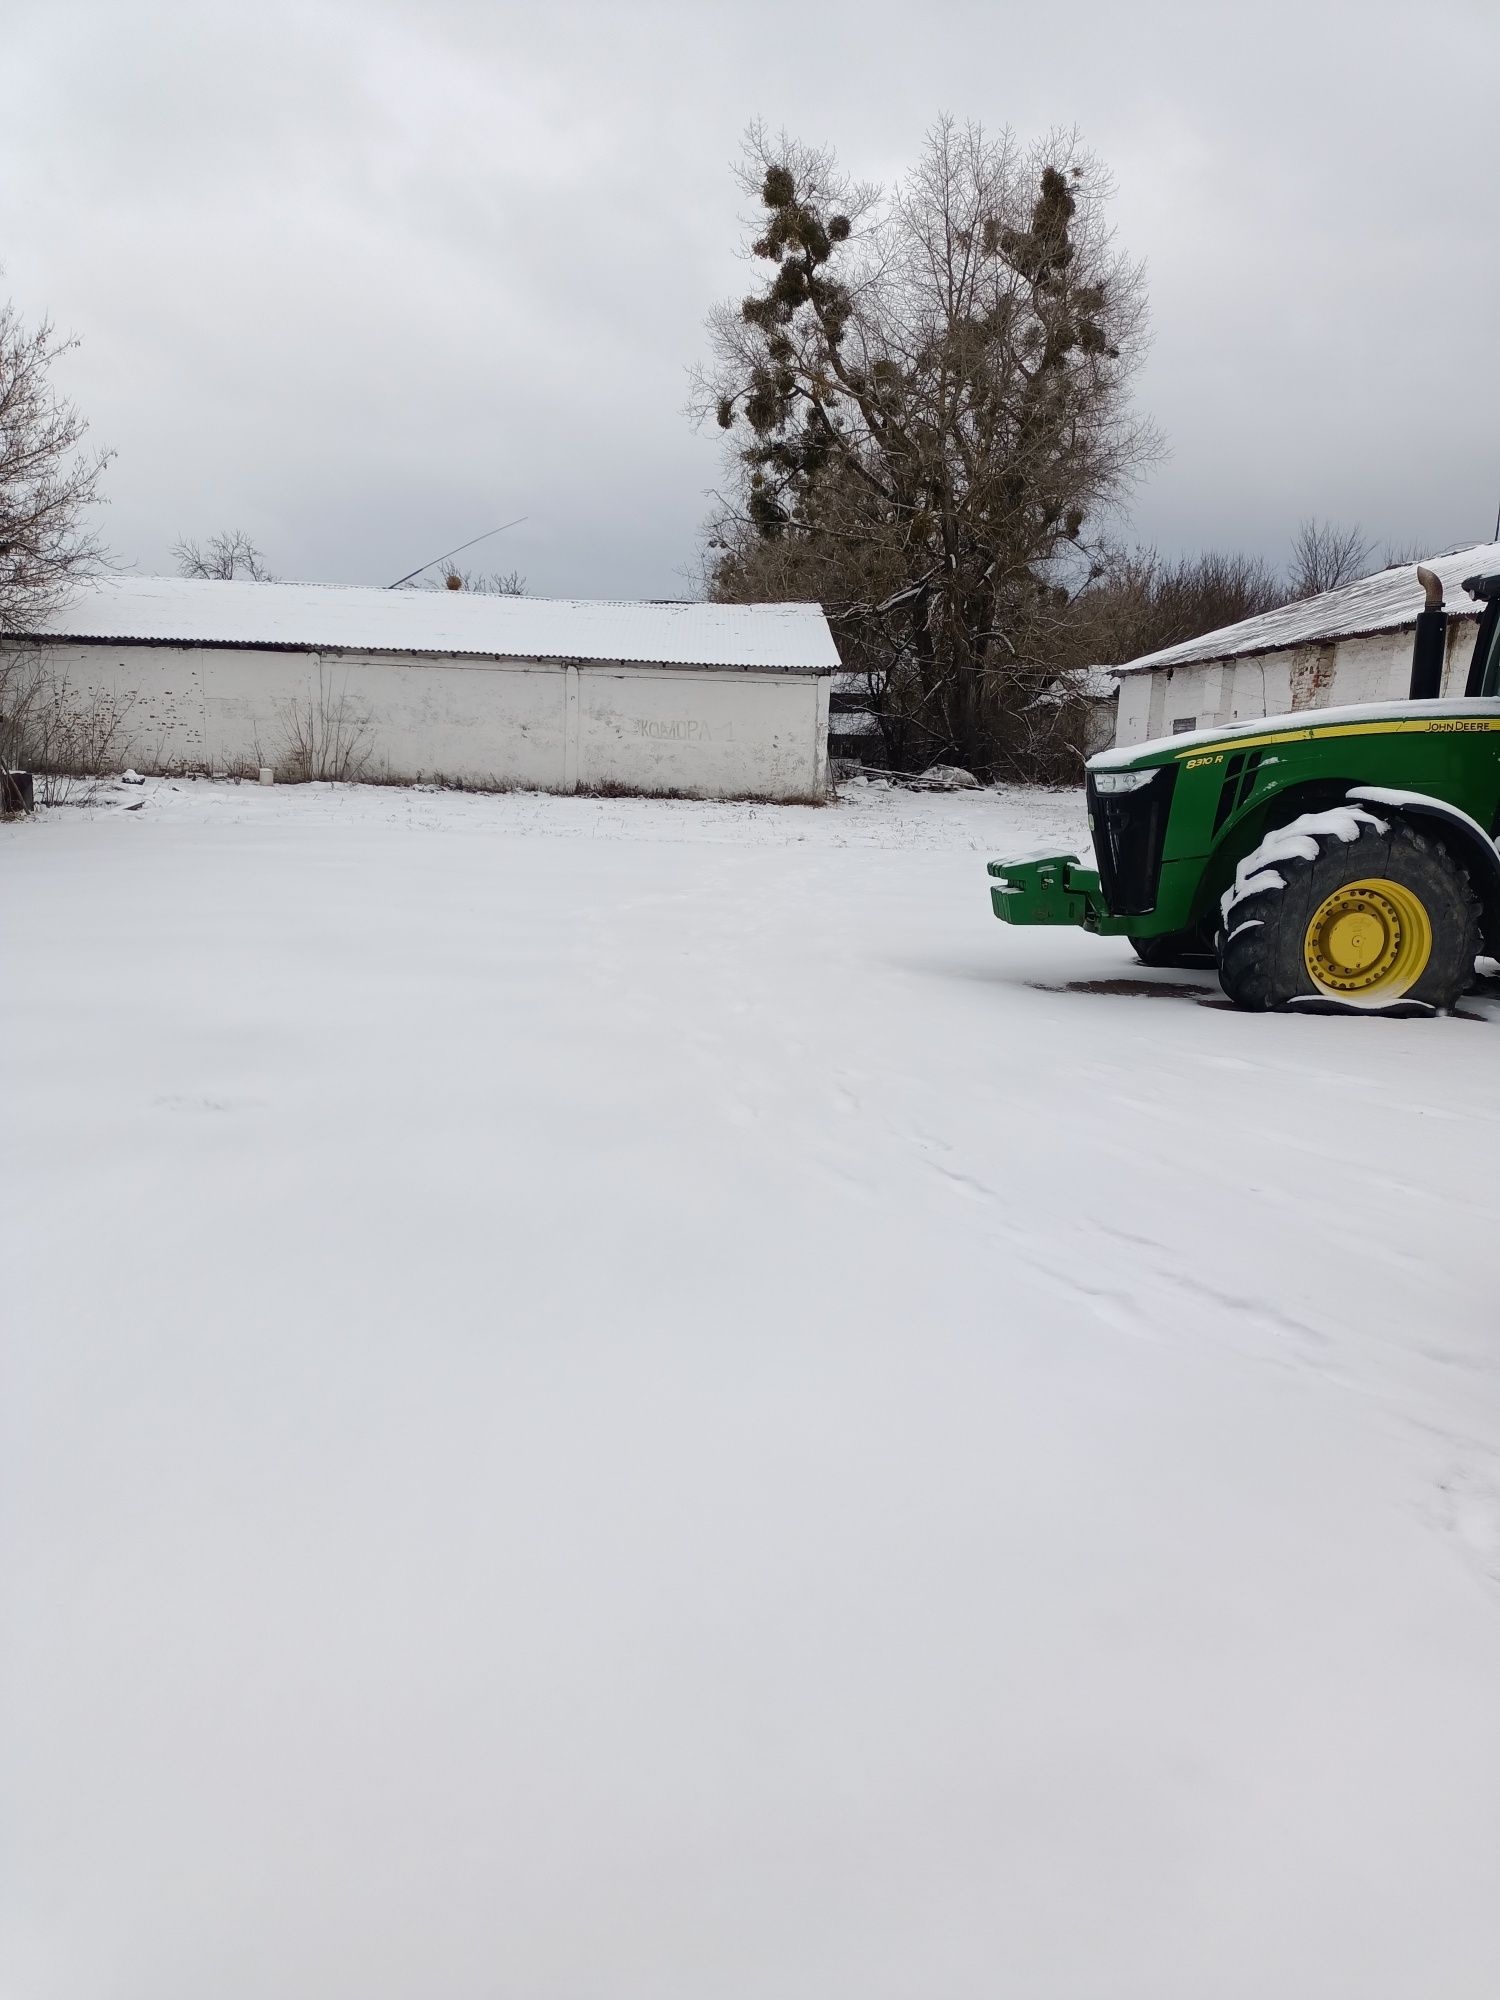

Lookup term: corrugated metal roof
[16,574,841,671]
[1115,541,1500,678]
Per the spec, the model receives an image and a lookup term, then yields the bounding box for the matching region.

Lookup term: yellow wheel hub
[1303,877,1432,1000]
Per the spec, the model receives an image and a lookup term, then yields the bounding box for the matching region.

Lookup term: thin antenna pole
[387,518,527,589]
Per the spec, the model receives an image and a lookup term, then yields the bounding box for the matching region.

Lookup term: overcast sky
[6,0,1497,599]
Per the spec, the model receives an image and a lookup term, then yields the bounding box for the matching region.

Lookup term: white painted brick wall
[7,642,829,801]
[1113,621,1483,748]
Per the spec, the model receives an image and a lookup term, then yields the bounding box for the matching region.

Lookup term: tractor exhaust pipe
[1409,565,1447,699]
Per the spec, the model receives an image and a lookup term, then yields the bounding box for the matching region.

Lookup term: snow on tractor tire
[1216,807,1482,1014]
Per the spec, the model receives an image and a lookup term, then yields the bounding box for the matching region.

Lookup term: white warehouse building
[1113,540,1500,749]
[7,575,841,802]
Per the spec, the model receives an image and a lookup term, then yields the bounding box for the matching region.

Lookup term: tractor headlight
[1091,767,1159,795]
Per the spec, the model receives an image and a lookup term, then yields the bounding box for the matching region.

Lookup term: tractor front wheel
[1217,816,1479,1013]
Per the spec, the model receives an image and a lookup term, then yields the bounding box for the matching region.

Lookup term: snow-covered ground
[5,775,1500,1999]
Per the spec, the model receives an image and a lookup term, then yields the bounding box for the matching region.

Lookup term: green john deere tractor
[988,566,1500,1014]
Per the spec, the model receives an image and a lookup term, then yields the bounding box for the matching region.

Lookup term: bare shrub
[0,651,45,773]
[269,665,373,782]
[0,647,134,803]
[418,567,527,595]
[1006,679,1111,784]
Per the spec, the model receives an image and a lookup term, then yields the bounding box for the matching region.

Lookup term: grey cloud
[4,0,1495,599]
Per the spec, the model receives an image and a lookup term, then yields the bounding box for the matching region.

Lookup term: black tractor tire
[1130,927,1216,970]
[1217,816,1480,1013]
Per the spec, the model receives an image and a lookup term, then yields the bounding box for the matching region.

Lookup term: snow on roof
[19,573,841,672]
[1115,541,1500,678]
[1026,665,1120,710]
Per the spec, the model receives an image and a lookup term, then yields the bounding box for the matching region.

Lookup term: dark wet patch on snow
[1028,977,1212,1001]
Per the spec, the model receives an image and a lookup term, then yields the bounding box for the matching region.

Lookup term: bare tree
[1287,518,1370,600]
[695,119,1161,778]
[0,294,112,635]
[1063,544,1284,667]
[172,529,276,581]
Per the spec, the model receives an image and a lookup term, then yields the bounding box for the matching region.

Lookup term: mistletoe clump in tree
[695,119,1159,778]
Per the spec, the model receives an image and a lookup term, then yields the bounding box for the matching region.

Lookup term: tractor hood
[1088,698,1500,776]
